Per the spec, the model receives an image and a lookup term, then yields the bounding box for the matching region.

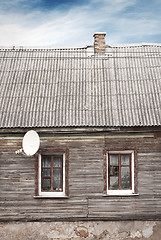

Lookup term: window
[104,150,136,195]
[35,149,69,197]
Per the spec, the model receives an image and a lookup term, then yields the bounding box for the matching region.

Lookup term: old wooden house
[0,33,161,239]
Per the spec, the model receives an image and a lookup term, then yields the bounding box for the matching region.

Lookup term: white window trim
[107,150,135,196]
[38,153,66,197]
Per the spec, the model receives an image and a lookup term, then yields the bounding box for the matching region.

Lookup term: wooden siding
[0,132,161,221]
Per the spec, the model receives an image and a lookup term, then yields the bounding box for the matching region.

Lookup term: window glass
[43,169,51,177]
[110,166,119,176]
[53,156,62,167]
[53,169,63,191]
[110,176,119,189]
[110,154,118,166]
[42,179,51,191]
[121,166,130,189]
[121,154,130,165]
[42,156,51,167]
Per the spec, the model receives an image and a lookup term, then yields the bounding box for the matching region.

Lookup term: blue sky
[0,0,161,47]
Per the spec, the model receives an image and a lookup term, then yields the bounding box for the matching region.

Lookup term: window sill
[34,195,69,199]
[103,193,139,197]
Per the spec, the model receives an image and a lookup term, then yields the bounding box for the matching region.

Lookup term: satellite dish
[22,130,40,156]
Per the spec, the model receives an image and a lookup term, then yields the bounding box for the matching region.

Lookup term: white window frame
[107,150,135,195]
[38,153,66,197]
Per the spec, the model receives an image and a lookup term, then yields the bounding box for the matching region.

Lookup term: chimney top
[93,32,106,54]
[93,32,106,37]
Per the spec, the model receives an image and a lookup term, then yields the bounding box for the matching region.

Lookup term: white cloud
[0,0,161,47]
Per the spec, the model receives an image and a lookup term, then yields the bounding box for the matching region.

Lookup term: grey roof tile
[0,45,161,128]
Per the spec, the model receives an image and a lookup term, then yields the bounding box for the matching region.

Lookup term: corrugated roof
[0,44,161,128]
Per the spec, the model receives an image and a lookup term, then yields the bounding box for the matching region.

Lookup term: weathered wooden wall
[0,131,161,221]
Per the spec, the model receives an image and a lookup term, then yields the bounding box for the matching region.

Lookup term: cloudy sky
[0,0,161,47]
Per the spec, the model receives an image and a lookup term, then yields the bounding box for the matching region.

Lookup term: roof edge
[1,42,161,51]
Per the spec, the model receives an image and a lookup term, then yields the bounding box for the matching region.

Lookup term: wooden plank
[0,133,161,221]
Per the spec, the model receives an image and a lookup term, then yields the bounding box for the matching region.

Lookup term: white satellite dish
[22,130,40,156]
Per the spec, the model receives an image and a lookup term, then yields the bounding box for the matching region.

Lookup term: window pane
[42,156,51,167]
[53,156,62,167]
[110,155,118,166]
[121,166,130,189]
[53,169,62,191]
[42,179,51,190]
[110,176,119,189]
[121,154,130,165]
[109,155,119,176]
[110,166,119,176]
[43,169,51,177]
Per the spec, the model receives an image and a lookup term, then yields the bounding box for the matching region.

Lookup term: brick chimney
[93,32,106,54]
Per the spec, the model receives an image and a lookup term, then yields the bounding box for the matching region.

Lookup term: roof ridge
[0,46,88,51]
[110,43,161,47]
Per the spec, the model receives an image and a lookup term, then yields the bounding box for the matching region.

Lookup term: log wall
[0,131,161,221]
